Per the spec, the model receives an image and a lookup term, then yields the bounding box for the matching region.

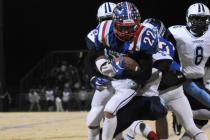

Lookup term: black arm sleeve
[85,36,96,50]
[84,37,104,80]
[165,29,180,64]
[158,70,186,91]
[124,53,153,82]
[165,29,176,46]
[153,59,172,72]
[153,58,186,90]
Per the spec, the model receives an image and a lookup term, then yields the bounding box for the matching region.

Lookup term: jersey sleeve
[158,37,175,57]
[95,20,113,50]
[85,29,98,50]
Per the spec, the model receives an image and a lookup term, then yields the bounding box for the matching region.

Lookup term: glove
[90,76,110,91]
[111,55,125,77]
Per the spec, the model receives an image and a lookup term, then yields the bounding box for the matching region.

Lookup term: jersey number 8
[194,46,203,65]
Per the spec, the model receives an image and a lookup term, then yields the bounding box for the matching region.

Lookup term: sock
[102,116,117,140]
[125,121,157,139]
[88,127,100,140]
[147,131,159,140]
[139,121,152,137]
[126,121,140,139]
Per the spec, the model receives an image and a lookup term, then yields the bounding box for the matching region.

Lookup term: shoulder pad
[87,29,98,43]
[136,27,158,54]
[168,25,185,31]
[96,20,113,46]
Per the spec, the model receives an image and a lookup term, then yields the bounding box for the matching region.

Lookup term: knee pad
[86,106,104,127]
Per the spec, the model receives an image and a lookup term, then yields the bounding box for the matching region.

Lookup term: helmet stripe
[105,3,107,13]
[107,2,112,12]
[201,4,205,12]
[198,4,201,12]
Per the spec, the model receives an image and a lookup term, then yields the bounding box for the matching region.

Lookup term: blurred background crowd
[0,51,93,112]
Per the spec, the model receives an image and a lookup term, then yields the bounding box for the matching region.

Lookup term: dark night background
[2,0,210,91]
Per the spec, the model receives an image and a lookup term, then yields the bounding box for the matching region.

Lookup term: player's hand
[90,76,110,91]
[111,55,125,77]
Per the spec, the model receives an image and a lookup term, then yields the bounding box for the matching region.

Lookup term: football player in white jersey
[165,3,210,140]
[84,2,118,140]
[122,17,208,140]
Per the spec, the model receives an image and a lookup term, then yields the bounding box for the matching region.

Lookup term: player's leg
[193,109,210,120]
[184,80,210,108]
[155,116,168,140]
[114,96,167,139]
[179,89,210,140]
[180,119,208,140]
[102,79,138,140]
[86,88,113,140]
[160,86,208,140]
[125,120,158,140]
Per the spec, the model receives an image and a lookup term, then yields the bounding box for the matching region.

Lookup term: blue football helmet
[112,2,141,41]
[143,18,166,36]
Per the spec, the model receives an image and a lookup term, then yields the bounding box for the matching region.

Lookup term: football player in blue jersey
[85,2,161,140]
[93,2,186,140]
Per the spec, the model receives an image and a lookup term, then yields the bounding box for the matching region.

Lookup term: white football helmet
[186,3,210,35]
[97,2,116,22]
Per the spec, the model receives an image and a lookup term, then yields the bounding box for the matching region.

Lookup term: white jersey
[169,25,210,79]
[138,68,162,96]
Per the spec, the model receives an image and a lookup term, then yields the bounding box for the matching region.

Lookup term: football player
[165,3,210,140]
[122,17,208,140]
[84,2,117,140]
[94,2,180,140]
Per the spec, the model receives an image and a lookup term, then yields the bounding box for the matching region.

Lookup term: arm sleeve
[84,49,104,80]
[158,61,186,91]
[124,53,153,82]
[165,28,180,64]
[85,36,96,50]
[164,29,177,46]
[153,59,172,72]
[84,31,106,79]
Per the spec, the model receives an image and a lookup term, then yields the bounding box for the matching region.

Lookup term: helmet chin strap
[187,26,206,37]
[189,29,197,36]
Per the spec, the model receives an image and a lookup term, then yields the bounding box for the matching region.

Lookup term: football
[114,56,140,72]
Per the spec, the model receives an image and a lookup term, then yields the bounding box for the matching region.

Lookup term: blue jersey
[158,37,181,71]
[95,20,159,57]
